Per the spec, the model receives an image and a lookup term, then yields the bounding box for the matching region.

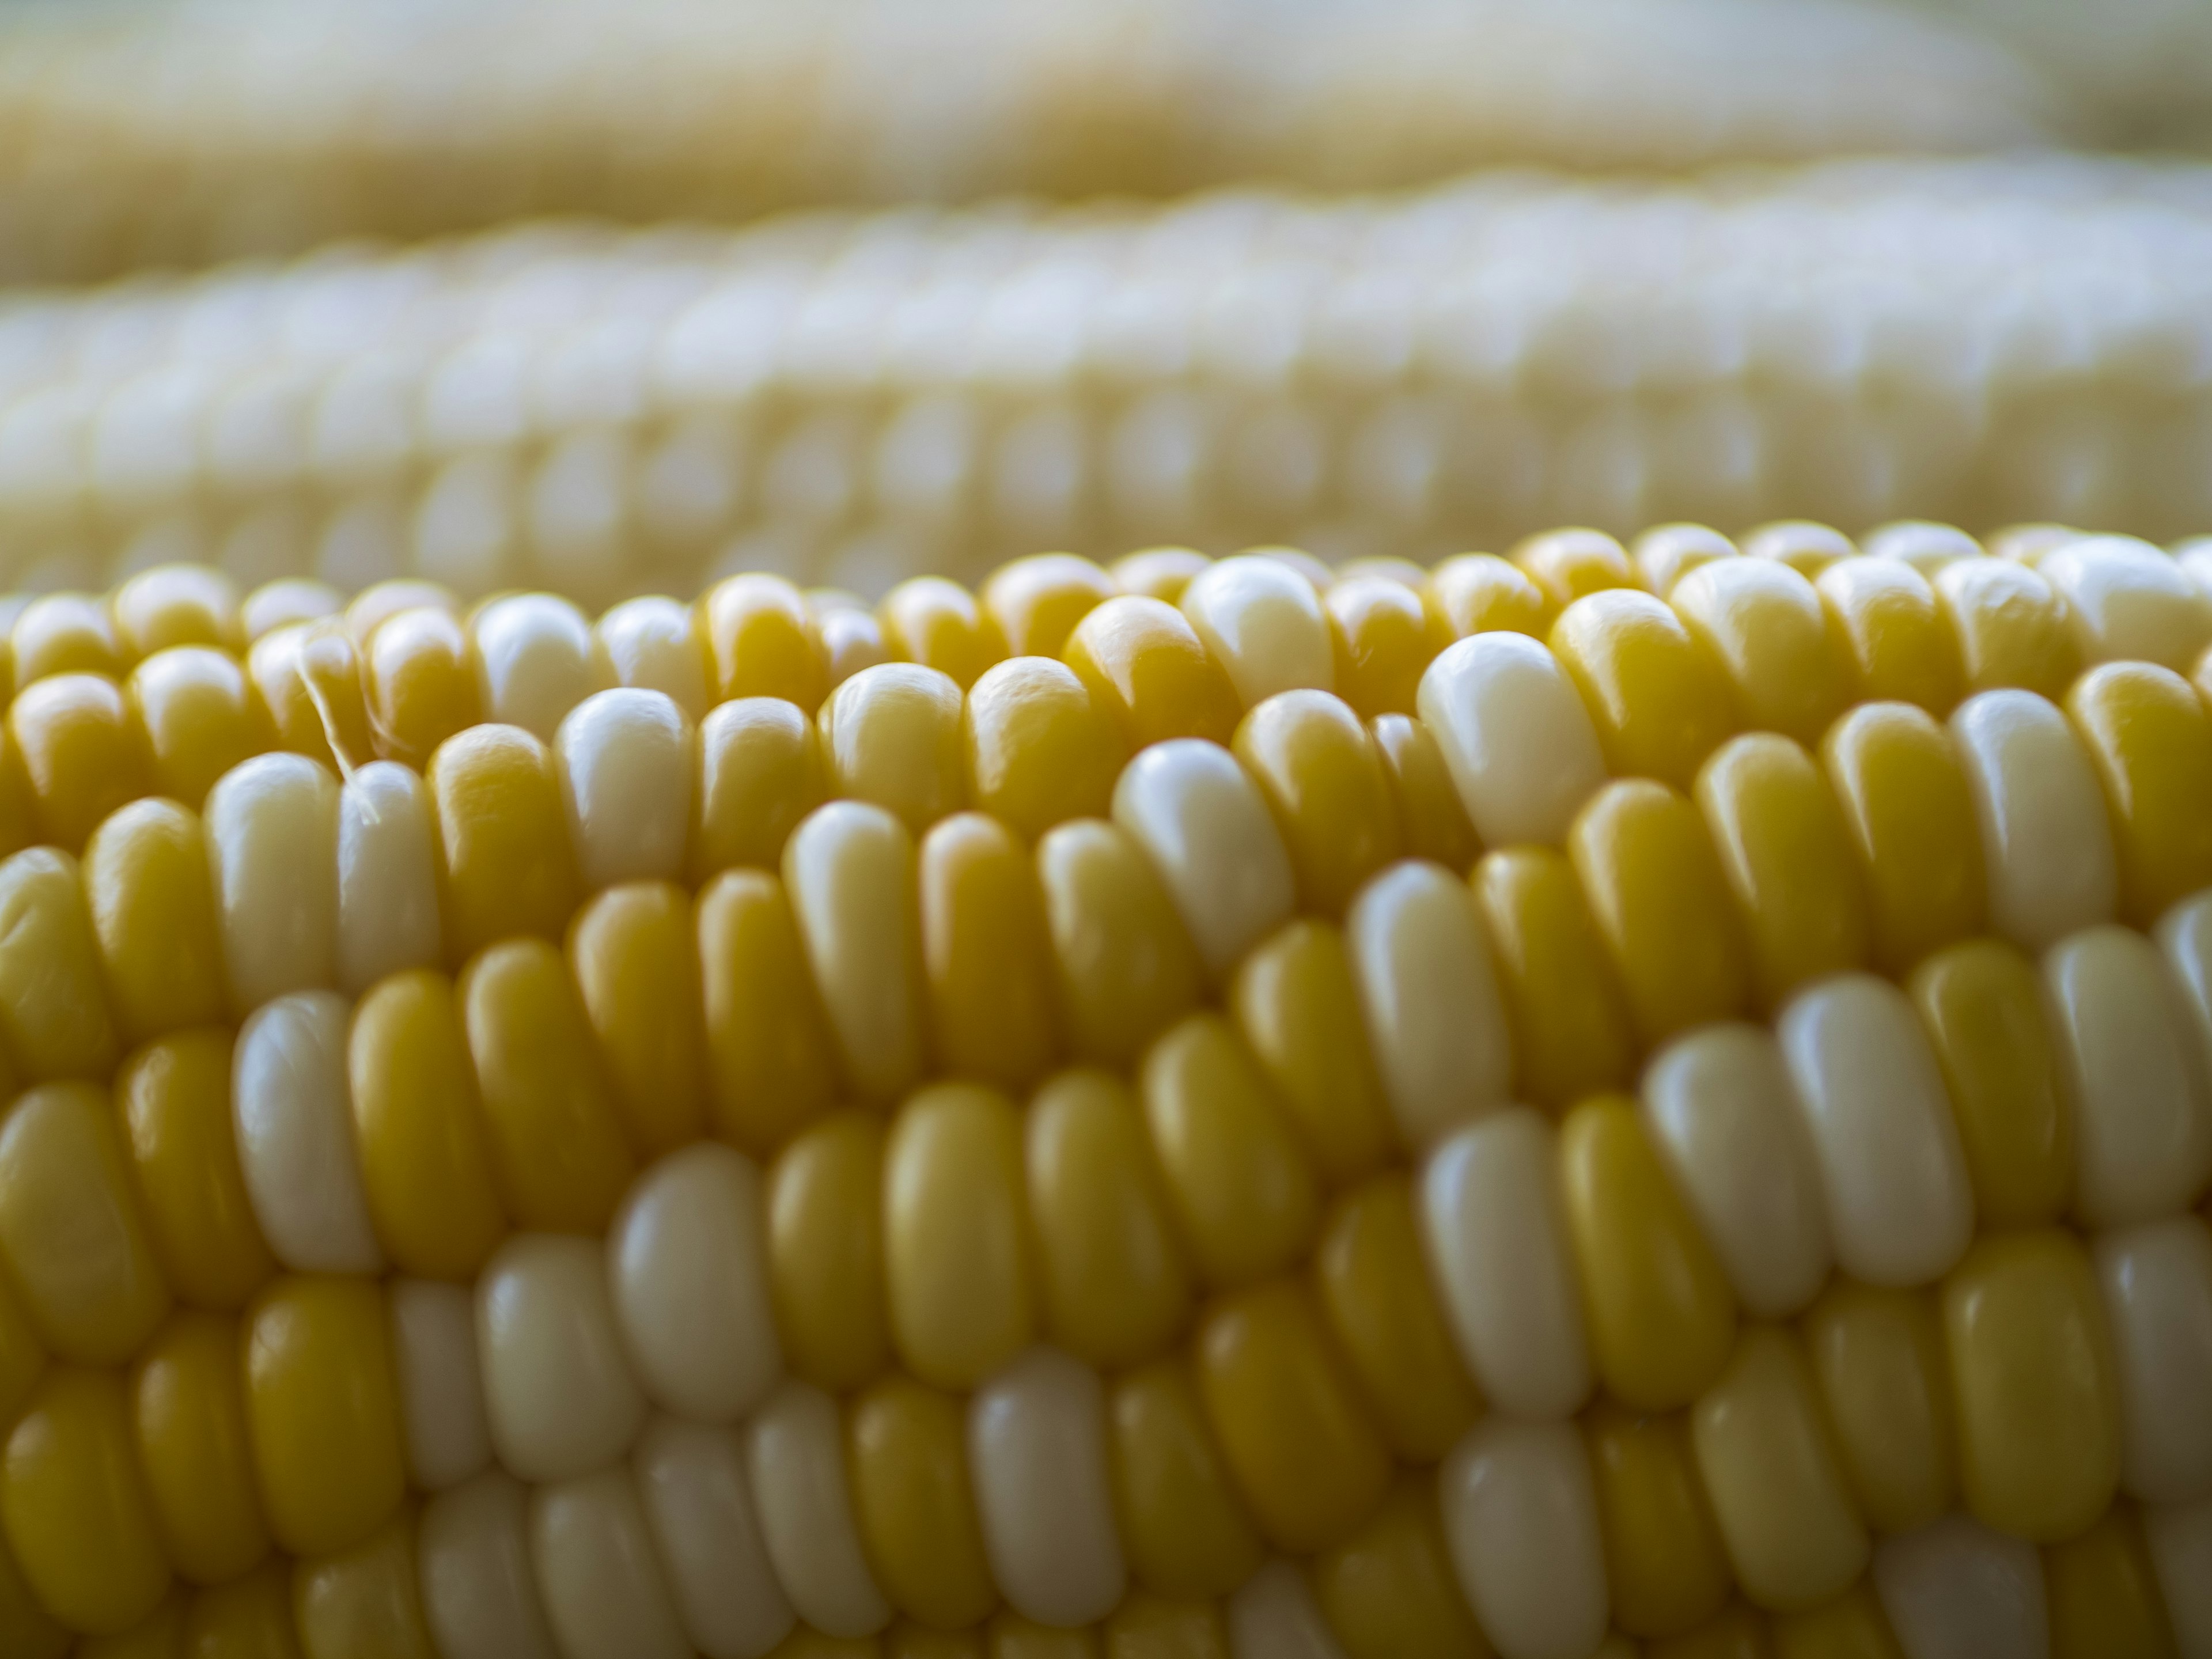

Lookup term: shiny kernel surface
[1552,587,1735,790]
[1585,1398,1734,1639]
[1233,689,1400,918]
[1474,846,1637,1109]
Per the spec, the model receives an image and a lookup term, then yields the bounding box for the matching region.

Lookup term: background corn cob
[0,0,2058,287]
[0,528,2209,1657]
[3,156,2211,616]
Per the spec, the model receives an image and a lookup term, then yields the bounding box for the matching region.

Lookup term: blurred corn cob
[0,0,2058,286]
[2,529,2211,1657]
[2,156,2211,613]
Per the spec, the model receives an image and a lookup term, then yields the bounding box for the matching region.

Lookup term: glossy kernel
[1671,558,1853,747]
[1025,1069,1192,1370]
[879,575,1008,692]
[983,554,1117,661]
[2043,1505,2181,1659]
[1107,1357,1264,1600]
[1426,552,1552,642]
[820,664,967,836]
[2065,661,2212,927]
[768,1111,890,1394]
[1818,703,1984,976]
[1195,1278,1392,1556]
[1695,733,1870,1012]
[1569,779,1752,1048]
[1308,1472,1490,1659]
[1327,577,1435,719]
[363,606,481,770]
[1816,556,1963,717]
[964,657,1126,843]
[696,868,839,1156]
[849,1373,1000,1633]
[84,798,226,1044]
[1551,587,1735,790]
[1584,1399,1734,1639]
[1474,846,1638,1109]
[1233,690,1401,916]
[127,646,276,810]
[1943,1228,2123,1543]
[130,1309,271,1585]
[1062,597,1241,752]
[1313,1174,1483,1462]
[1516,528,1638,610]
[1035,819,1203,1069]
[1801,1281,1957,1536]
[1561,1094,1738,1411]
[1933,558,2081,702]
[1368,712,1480,873]
[569,881,711,1159]
[690,697,827,882]
[703,573,828,709]
[429,723,582,961]
[9,672,150,852]
[1907,940,2073,1229]
[921,813,1060,1093]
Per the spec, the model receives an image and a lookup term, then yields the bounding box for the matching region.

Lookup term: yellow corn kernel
[2067,661,2212,926]
[0,729,31,862]
[363,606,481,770]
[1672,559,1852,748]
[83,798,226,1044]
[1562,1094,1738,1411]
[346,582,458,650]
[1585,1399,1734,1640]
[2044,1505,2179,1659]
[1550,588,1734,790]
[1819,702,1985,976]
[183,1556,303,1659]
[1933,558,2082,700]
[849,1372,1000,1633]
[1746,520,1857,579]
[920,814,1059,1092]
[80,1594,184,1659]
[1517,528,1638,610]
[1695,733,1870,1011]
[1692,1326,1870,1615]
[696,868,839,1155]
[1473,847,1637,1110]
[1942,1228,2122,1543]
[243,1275,406,1559]
[347,968,507,1279]
[1569,779,1751,1048]
[14,593,125,685]
[113,566,241,658]
[291,1506,438,1659]
[963,658,1126,843]
[1103,1594,1228,1659]
[1649,1602,1773,1659]
[1228,920,1395,1188]
[0,849,118,1086]
[1426,552,1551,643]
[0,1081,170,1365]
[0,1268,45,1434]
[768,1110,890,1393]
[1111,550,1210,605]
[1107,1357,1263,1600]
[691,697,828,881]
[1025,1069,1191,1369]
[10,672,150,852]
[567,881,709,1158]
[1035,819,1203,1067]
[820,663,967,835]
[113,1032,270,1313]
[880,576,1008,691]
[1816,558,1961,717]
[1327,577,1434,719]
[1907,940,2072,1228]
[1313,1173,1481,1462]
[1633,524,1736,597]
[130,1310,270,1585]
[1233,690,1401,917]
[786,801,929,1106]
[429,723,582,961]
[1770,1584,1904,1659]
[0,1530,65,1658]
[1801,1281,1956,1536]
[246,622,372,777]
[1308,1471,1488,1659]
[1368,712,1480,873]
[126,646,274,810]
[1063,597,1241,752]
[1,1366,172,1635]
[1196,1277,1391,1556]
[1141,1013,1320,1292]
[459,938,633,1233]
[982,554,1116,660]
[884,1083,1035,1391]
[703,573,829,709]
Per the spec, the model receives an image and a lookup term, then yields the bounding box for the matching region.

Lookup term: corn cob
[1,527,2210,1659]
[0,0,2055,287]
[3,156,2211,613]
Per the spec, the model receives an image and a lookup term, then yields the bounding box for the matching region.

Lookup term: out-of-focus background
[0,0,2206,602]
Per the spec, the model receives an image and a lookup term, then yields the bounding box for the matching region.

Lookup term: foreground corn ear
[5,157,2212,610]
[0,0,2056,285]
[2,525,2211,1659]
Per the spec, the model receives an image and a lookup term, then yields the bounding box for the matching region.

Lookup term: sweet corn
[2,528,2211,1658]
[0,161,2209,611]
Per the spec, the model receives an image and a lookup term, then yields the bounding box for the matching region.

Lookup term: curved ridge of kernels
[0,531,2207,1656]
